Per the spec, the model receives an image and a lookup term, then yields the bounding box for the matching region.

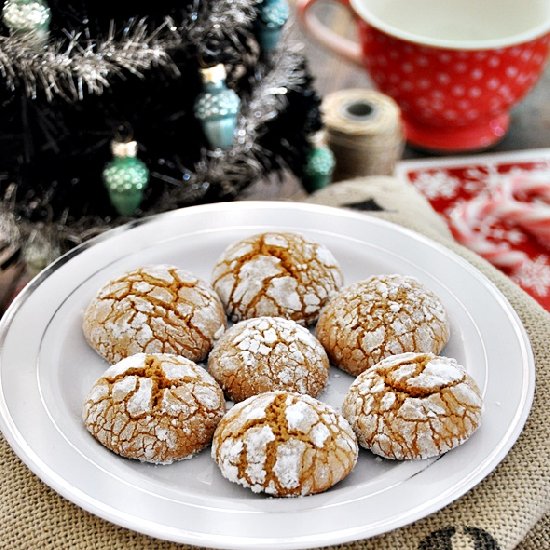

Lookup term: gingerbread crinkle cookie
[211,232,343,325]
[342,352,482,459]
[82,265,226,364]
[316,274,450,376]
[212,391,358,497]
[83,353,226,464]
[208,317,329,402]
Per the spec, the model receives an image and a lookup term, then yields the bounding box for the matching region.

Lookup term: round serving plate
[0,202,534,549]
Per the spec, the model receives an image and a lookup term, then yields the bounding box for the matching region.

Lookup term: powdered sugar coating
[212,391,358,497]
[316,274,450,376]
[211,232,343,325]
[82,265,226,364]
[208,317,329,402]
[83,353,226,464]
[342,352,482,460]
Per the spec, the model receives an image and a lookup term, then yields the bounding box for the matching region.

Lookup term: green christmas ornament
[2,0,51,43]
[103,140,149,217]
[258,0,289,53]
[303,130,336,193]
[194,64,241,150]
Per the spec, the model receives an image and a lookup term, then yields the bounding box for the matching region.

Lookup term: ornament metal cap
[308,129,329,148]
[111,140,138,158]
[200,64,227,83]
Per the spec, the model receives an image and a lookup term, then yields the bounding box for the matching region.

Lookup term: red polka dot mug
[297,0,550,151]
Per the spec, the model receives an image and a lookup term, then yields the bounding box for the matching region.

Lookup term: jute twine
[322,89,404,181]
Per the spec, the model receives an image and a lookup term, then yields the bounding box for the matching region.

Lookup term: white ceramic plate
[0,202,534,549]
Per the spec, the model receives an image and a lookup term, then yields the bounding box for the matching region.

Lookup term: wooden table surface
[290,2,550,160]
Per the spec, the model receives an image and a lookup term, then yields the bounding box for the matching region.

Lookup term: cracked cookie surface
[212,391,358,497]
[342,352,482,459]
[208,317,329,402]
[83,353,226,464]
[211,232,343,325]
[82,265,226,364]
[316,274,450,376]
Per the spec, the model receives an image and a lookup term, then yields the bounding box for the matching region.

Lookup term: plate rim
[0,201,536,549]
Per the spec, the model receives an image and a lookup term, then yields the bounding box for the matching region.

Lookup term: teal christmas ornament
[303,130,336,193]
[194,64,241,150]
[102,140,149,217]
[258,0,289,53]
[2,0,51,43]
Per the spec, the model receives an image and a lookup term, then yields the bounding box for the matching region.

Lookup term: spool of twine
[322,89,404,181]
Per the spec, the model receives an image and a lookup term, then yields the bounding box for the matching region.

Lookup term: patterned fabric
[397,150,550,310]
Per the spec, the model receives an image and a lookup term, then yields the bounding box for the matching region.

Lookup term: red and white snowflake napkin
[397,150,550,311]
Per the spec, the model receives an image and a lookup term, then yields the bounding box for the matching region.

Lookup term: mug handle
[296,0,363,67]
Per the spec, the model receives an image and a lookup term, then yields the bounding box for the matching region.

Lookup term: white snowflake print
[462,164,550,194]
[412,171,460,200]
[486,226,525,244]
[512,255,550,296]
[445,199,468,218]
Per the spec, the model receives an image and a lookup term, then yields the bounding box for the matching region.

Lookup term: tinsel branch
[157,29,305,206]
[0,29,314,260]
[0,19,179,100]
[37,31,306,245]
[0,0,261,100]
[189,0,260,55]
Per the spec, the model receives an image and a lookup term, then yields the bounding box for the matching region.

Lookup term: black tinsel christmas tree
[0,0,322,280]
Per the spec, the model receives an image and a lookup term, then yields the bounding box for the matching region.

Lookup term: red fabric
[398,151,550,310]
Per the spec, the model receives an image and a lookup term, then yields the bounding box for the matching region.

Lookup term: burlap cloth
[1,177,548,549]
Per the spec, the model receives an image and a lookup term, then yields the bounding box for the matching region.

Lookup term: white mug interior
[350,0,550,49]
